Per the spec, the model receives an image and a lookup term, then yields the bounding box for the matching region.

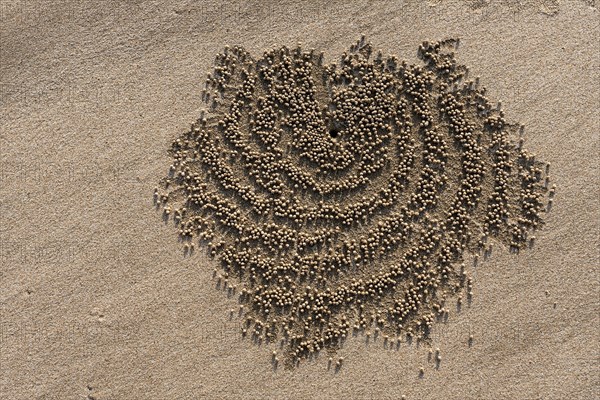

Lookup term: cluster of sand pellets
[154,38,553,367]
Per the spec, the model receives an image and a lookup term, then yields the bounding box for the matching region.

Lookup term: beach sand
[1,1,598,399]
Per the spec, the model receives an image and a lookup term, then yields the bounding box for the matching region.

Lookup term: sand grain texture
[1,1,598,399]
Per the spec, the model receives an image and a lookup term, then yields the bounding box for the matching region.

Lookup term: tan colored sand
[1,1,598,399]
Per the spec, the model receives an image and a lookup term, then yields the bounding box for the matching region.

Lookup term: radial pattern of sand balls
[154,38,554,366]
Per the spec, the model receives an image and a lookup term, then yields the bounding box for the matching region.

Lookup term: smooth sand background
[1,1,598,399]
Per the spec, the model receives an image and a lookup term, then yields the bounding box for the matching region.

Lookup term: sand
[1,1,598,399]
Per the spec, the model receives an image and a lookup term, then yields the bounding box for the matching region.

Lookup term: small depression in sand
[154,38,554,368]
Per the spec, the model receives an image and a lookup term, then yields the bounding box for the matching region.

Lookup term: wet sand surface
[1,1,598,399]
